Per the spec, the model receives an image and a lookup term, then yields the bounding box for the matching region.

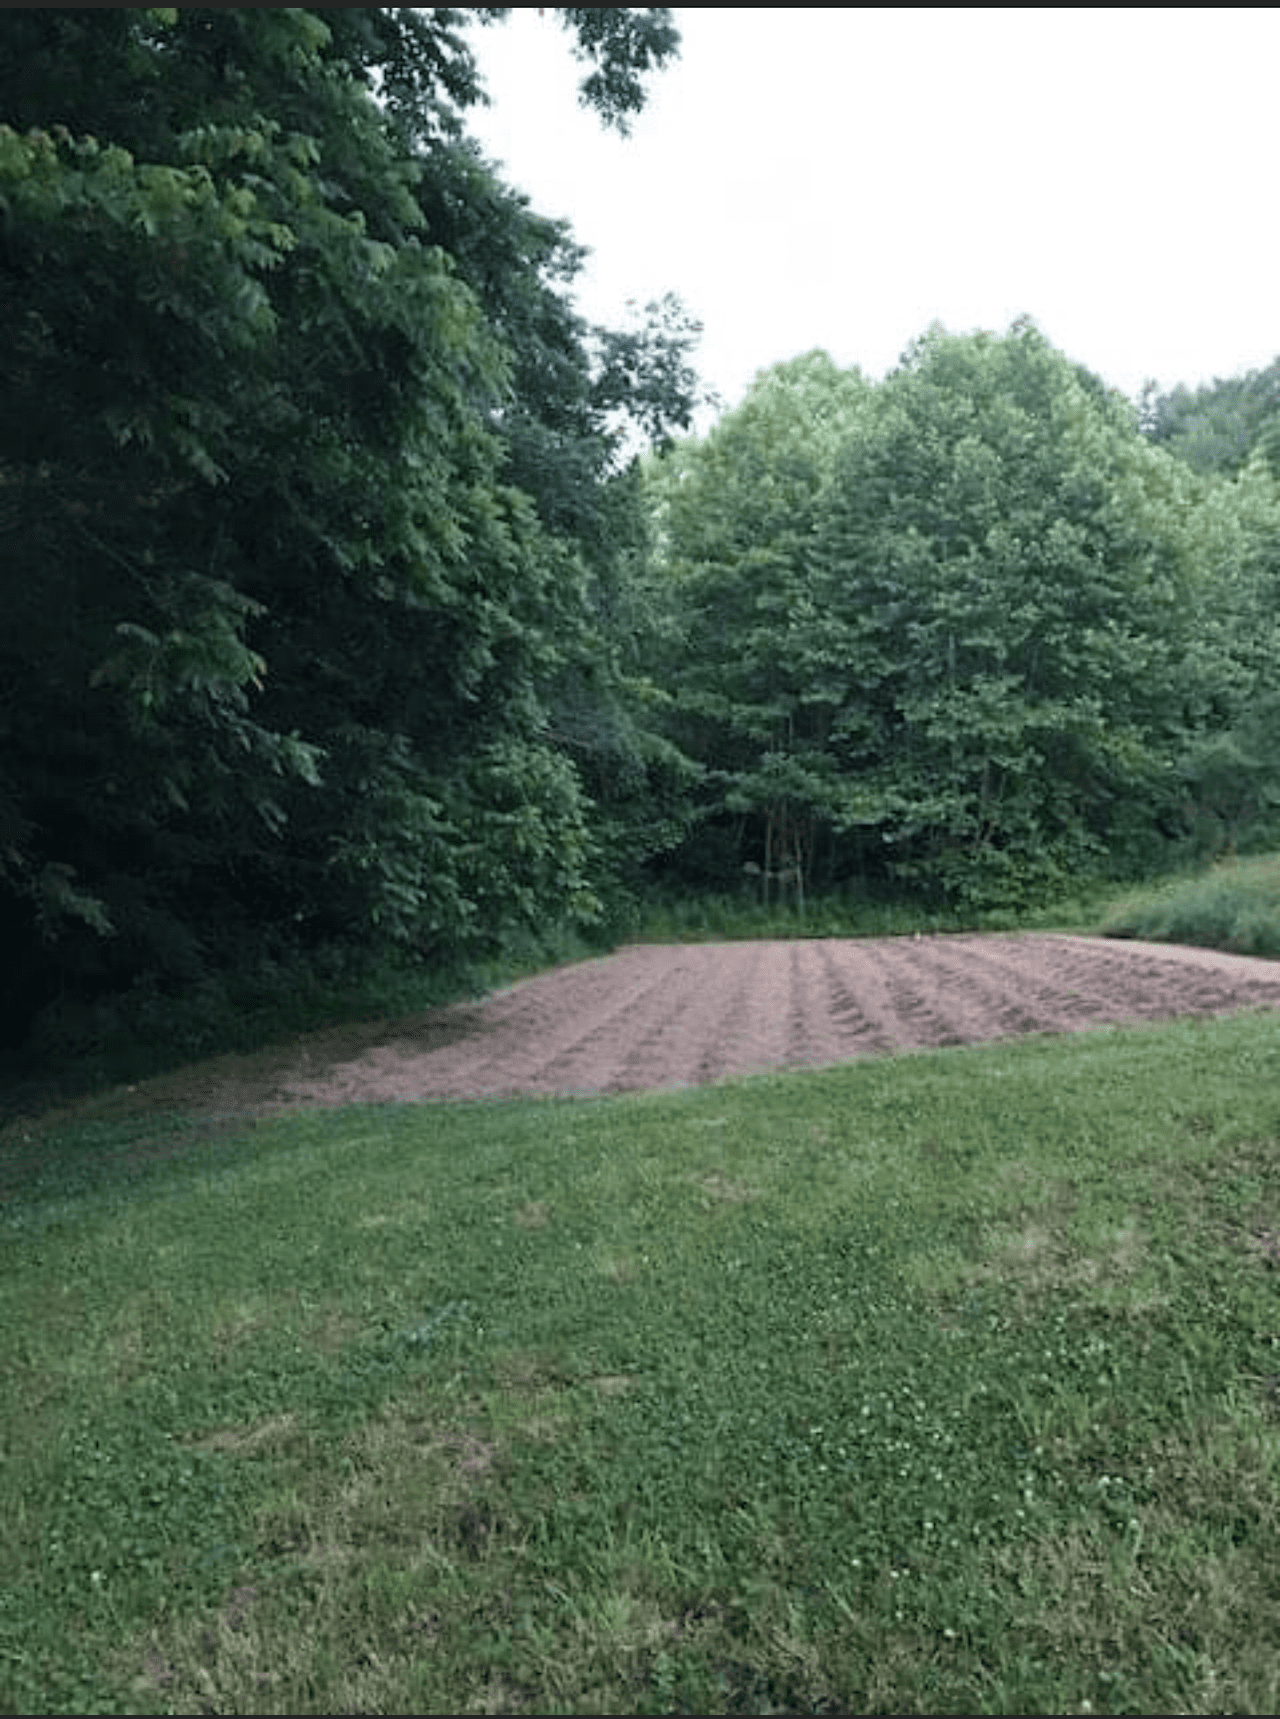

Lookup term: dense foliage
[646,326,1280,907]
[0,7,694,1055]
[1142,357,1280,477]
[4,7,1279,1070]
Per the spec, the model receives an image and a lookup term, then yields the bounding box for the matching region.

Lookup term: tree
[812,325,1211,901]
[648,325,1246,910]
[645,352,873,898]
[1137,357,1280,856]
[1142,357,1280,477]
[333,9,681,144]
[406,125,707,928]
[0,7,687,1049]
[1168,454,1280,855]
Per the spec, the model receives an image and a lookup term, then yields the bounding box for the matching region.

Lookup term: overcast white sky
[461,6,1280,427]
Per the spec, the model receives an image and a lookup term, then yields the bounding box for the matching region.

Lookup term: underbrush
[0,923,607,1123]
[632,882,1115,945]
[1100,853,1280,957]
[3,1013,1279,1714]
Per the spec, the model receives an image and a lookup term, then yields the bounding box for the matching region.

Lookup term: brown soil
[20,934,1280,1132]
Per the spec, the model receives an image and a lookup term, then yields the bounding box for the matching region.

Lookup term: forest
[3,6,1280,1076]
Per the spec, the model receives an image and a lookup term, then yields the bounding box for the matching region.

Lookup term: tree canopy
[1142,359,1280,478]
[0,6,691,1053]
[646,324,1280,908]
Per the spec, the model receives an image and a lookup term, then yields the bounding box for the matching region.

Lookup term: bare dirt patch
[18,933,1278,1131]
[254,932,1280,1108]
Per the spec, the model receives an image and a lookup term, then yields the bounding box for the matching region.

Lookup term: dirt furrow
[1024,934,1280,1022]
[604,943,779,1093]
[859,938,987,1050]
[815,941,911,1059]
[900,935,1124,1039]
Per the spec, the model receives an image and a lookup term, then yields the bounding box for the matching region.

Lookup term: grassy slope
[3,1005,1280,1715]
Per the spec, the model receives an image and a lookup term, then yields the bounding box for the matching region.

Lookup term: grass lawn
[3,1010,1280,1714]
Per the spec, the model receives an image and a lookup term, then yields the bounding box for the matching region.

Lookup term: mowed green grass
[3,1011,1280,1715]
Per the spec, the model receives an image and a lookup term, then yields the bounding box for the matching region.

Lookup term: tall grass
[1100,853,1280,957]
[4,1010,1279,1714]
[630,883,1114,946]
[636,854,1280,956]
